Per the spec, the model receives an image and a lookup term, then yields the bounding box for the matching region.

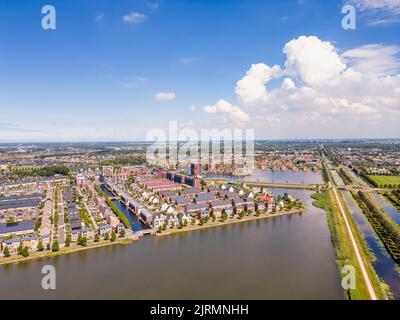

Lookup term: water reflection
[205,169,323,185]
[0,189,343,300]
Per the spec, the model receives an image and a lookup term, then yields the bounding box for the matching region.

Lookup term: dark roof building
[0,220,35,236]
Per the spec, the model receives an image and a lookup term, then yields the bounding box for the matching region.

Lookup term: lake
[0,189,343,299]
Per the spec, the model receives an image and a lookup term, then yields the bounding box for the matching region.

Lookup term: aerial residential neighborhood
[1,0,400,305]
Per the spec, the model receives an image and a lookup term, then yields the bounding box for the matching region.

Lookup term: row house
[140,208,153,225]
[1,238,20,255]
[81,227,95,240]
[174,196,193,207]
[194,192,216,204]
[22,235,39,251]
[177,212,190,225]
[152,213,166,229]
[185,203,210,216]
[179,188,200,197]
[165,213,179,227]
[99,224,112,237]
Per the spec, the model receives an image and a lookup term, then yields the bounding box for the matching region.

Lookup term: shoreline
[156,208,304,237]
[0,237,135,266]
[0,209,304,265]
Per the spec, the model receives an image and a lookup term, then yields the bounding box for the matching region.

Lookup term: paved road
[330,183,377,300]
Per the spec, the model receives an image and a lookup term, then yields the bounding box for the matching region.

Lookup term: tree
[191,218,196,225]
[104,232,109,240]
[221,212,227,221]
[6,217,16,224]
[3,246,10,257]
[111,231,116,242]
[46,243,51,251]
[65,235,71,247]
[119,229,125,237]
[21,247,29,257]
[78,235,87,247]
[94,234,100,242]
[17,243,23,255]
[37,240,44,251]
[52,240,59,252]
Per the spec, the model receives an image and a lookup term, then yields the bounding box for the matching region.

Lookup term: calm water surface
[0,189,343,299]
[370,193,400,226]
[205,169,323,185]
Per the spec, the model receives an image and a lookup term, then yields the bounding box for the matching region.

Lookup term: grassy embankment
[364,175,400,189]
[311,190,388,300]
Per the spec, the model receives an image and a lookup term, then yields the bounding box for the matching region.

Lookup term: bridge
[136,229,156,237]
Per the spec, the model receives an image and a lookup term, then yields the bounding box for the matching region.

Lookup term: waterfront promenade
[156,208,304,237]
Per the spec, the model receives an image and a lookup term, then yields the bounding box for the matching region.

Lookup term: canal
[99,184,147,232]
[370,193,400,226]
[112,200,146,232]
[0,189,343,299]
[341,190,400,299]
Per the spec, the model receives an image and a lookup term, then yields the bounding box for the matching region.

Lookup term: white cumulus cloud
[342,44,400,75]
[283,35,346,85]
[203,35,400,138]
[347,0,400,25]
[154,92,176,101]
[123,12,147,24]
[204,99,250,126]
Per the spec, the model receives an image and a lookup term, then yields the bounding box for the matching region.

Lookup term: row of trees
[99,155,147,166]
[356,191,400,248]
[11,165,70,178]
[338,168,352,185]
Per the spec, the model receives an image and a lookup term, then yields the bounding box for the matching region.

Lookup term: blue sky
[0,0,399,141]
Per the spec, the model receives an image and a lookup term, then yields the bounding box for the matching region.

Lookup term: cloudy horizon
[0,0,399,142]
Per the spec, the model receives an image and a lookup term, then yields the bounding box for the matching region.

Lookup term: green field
[366,175,400,188]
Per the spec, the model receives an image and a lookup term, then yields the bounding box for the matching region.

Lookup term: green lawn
[367,175,400,188]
